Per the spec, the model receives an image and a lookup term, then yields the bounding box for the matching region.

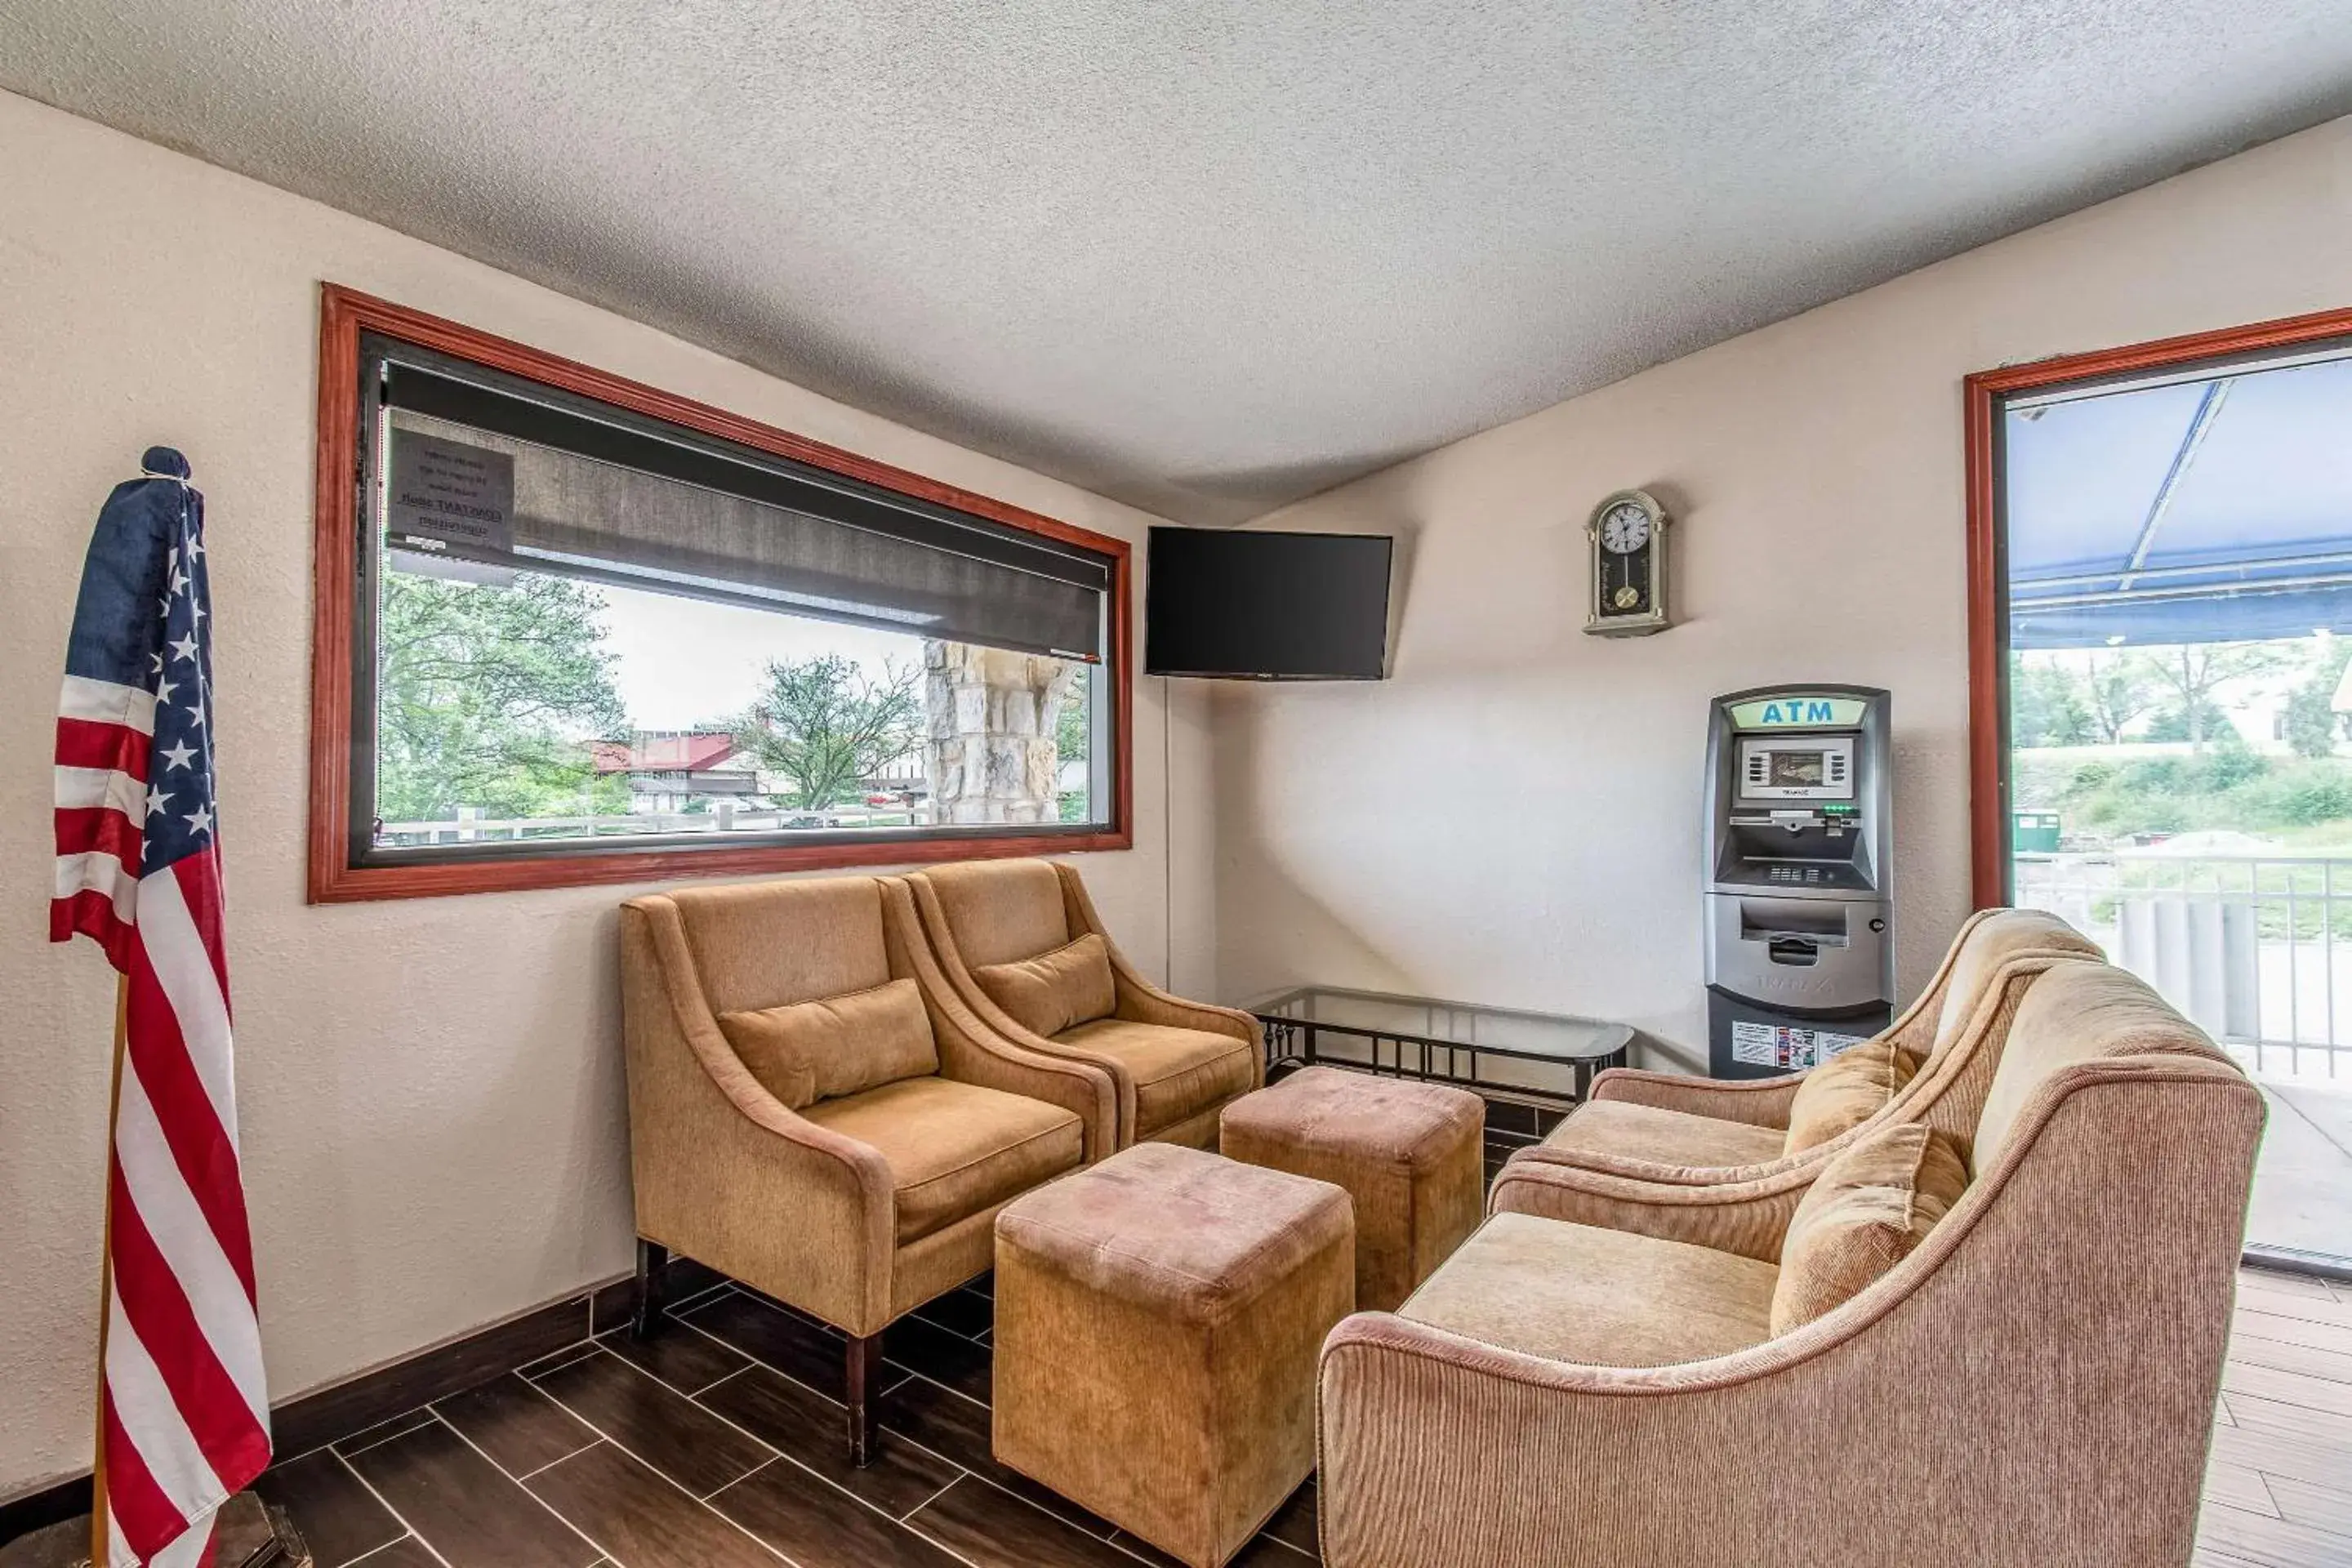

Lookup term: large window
[309,288,1129,901]
[1966,304,2352,1276]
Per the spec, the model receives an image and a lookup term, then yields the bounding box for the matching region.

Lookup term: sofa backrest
[1929,907,2104,1051]
[656,875,893,1015]
[1971,960,2235,1172]
[916,859,1074,968]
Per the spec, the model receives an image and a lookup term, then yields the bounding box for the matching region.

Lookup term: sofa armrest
[621,900,898,1333]
[1588,1067,1802,1129]
[1486,1157,1814,1263]
[879,878,1118,1160]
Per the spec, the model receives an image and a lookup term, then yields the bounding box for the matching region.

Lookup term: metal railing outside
[377,801,933,846]
[2015,849,2352,1080]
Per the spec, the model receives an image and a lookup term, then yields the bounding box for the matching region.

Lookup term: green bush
[2283,779,2352,825]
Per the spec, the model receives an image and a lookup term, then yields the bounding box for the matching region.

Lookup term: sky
[590,577,924,730]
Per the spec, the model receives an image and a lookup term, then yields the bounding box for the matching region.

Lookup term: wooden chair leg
[631,1239,669,1342]
[844,1331,881,1467]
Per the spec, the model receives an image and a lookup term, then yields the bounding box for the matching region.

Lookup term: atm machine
[1703,685,1895,1078]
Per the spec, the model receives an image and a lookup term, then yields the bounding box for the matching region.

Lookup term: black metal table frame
[1253,1004,1632,1107]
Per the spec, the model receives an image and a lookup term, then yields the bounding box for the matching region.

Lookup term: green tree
[1053,665,1092,822]
[744,654,920,808]
[2081,653,2156,745]
[375,571,630,822]
[2143,643,2281,753]
[2283,639,2351,760]
[2009,656,2089,747]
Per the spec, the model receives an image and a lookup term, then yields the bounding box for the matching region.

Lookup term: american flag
[52,448,270,1568]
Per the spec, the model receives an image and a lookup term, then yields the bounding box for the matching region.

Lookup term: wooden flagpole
[90,973,127,1568]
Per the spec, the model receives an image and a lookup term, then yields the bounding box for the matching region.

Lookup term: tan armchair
[1317,960,2263,1567]
[618,872,1116,1463]
[908,858,1263,1148]
[1510,906,2104,1184]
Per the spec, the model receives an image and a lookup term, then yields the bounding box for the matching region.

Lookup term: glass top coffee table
[1245,985,1634,1107]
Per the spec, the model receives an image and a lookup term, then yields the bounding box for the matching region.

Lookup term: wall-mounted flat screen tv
[1146,527,1393,679]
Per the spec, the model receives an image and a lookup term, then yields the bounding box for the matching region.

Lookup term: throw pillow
[1782,1039,1924,1155]
[973,932,1118,1038]
[718,976,938,1108]
[1771,1122,1968,1335]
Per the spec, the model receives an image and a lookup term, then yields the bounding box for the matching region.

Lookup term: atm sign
[1728,697,1869,730]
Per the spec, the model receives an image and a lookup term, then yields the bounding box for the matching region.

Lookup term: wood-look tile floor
[254,1267,2352,1568]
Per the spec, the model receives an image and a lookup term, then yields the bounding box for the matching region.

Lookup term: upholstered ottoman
[1220,1066,1485,1312]
[993,1143,1354,1568]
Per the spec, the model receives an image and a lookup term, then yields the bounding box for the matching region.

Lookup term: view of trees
[740,653,923,809]
[2009,636,2352,845]
[375,571,630,823]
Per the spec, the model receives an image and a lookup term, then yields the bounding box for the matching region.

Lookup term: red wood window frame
[1962,304,2352,910]
[308,284,1134,903]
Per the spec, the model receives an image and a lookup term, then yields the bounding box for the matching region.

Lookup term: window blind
[372,343,1111,660]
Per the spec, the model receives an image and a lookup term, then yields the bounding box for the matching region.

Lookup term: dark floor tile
[909,1285,995,1341]
[250,1450,404,1568]
[908,1476,1144,1568]
[880,1374,1116,1535]
[432,1374,599,1478]
[522,1442,778,1568]
[332,1405,440,1457]
[347,1539,442,1568]
[531,1350,773,1497]
[595,1322,750,1396]
[664,1256,729,1301]
[710,1457,966,1568]
[515,1340,604,1380]
[1481,1099,1538,1136]
[1261,1481,1319,1557]
[345,1418,599,1568]
[964,1270,994,1299]
[884,1315,992,1403]
[697,1363,960,1517]
[684,1290,853,1399]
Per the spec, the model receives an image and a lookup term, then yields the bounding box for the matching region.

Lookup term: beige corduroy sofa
[619,872,1117,1462]
[1514,906,2104,1184]
[1317,960,2264,1568]
[910,858,1264,1148]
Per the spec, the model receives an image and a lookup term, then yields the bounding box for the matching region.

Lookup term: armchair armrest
[1051,862,1265,1064]
[904,871,1145,1143]
[1486,1157,1815,1263]
[879,878,1118,1160]
[1588,1067,1802,1129]
[621,900,898,1333]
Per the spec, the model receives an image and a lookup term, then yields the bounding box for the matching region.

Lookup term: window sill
[310,826,1134,902]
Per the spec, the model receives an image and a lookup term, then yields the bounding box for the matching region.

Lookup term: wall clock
[1584,488,1671,637]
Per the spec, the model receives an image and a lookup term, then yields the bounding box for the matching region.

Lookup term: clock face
[1600,502,1651,555]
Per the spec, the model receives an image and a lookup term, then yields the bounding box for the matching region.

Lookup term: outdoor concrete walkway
[2247,1080,2352,1264]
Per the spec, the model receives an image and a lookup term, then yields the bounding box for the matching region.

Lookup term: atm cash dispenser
[1703,686,1895,1078]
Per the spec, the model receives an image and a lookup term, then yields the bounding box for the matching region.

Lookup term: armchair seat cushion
[1400,1213,1777,1367]
[802,1075,1085,1245]
[1056,1018,1257,1139]
[1535,1098,1786,1172]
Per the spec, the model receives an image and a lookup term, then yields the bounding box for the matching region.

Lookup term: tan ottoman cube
[1220,1066,1485,1312]
[993,1143,1354,1568]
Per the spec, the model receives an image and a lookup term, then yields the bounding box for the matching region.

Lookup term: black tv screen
[1146,527,1393,679]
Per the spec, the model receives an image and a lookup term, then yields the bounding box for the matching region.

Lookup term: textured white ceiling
[4,2,2350,523]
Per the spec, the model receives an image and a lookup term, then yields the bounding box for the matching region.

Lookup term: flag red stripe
[107,1165,271,1488]
[56,804,144,866]
[125,949,257,1303]
[56,717,151,781]
[172,854,233,1018]
[49,885,131,962]
[100,1389,189,1558]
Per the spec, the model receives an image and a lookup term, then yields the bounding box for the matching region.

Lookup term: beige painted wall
[1214,115,2352,1064]
[0,89,1212,1499]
